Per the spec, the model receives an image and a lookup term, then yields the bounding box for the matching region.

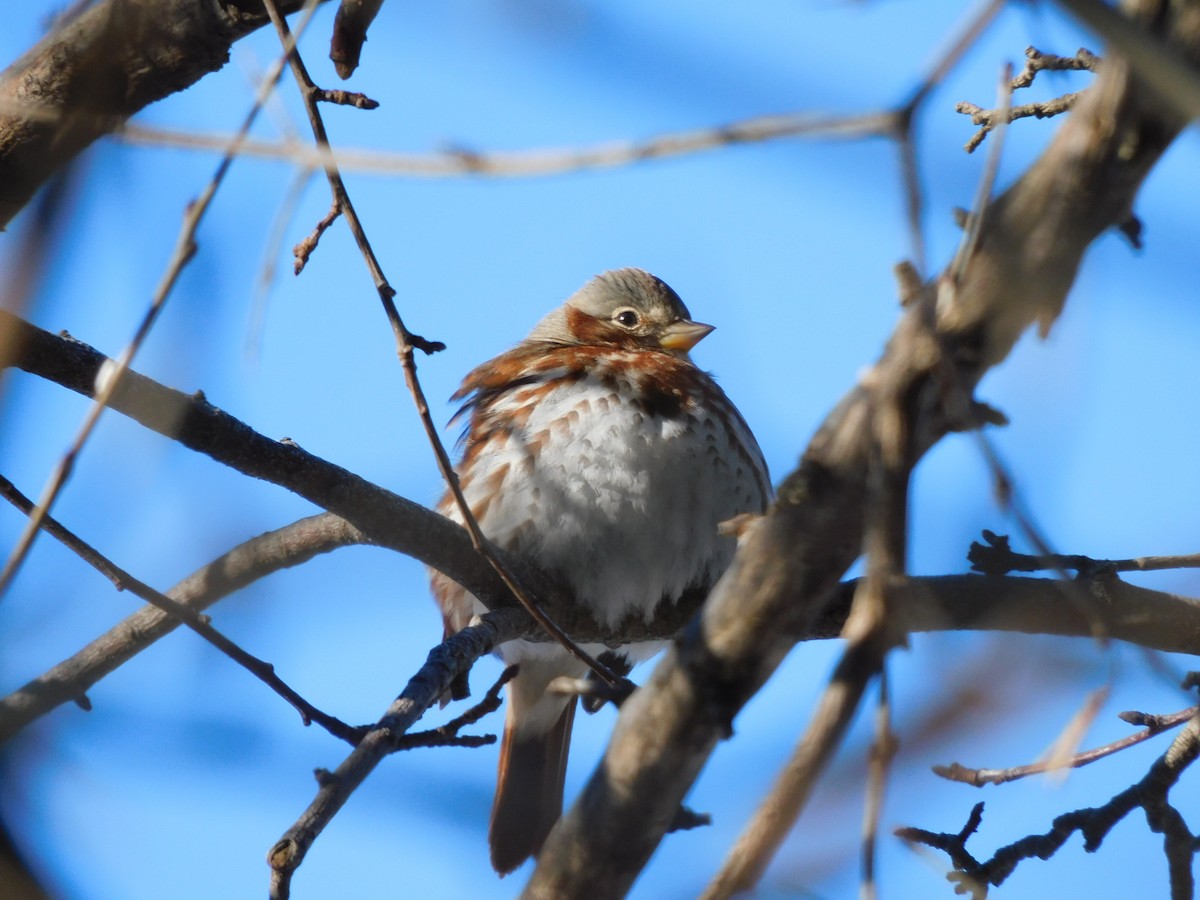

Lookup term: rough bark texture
[522,2,1200,896]
[0,0,326,228]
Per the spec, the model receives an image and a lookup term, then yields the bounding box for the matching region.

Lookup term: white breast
[448,359,767,631]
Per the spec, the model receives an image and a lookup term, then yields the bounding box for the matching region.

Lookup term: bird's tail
[489,659,580,875]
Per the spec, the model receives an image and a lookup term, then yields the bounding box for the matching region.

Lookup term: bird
[430,267,771,874]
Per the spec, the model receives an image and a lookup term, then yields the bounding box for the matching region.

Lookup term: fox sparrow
[430,268,771,874]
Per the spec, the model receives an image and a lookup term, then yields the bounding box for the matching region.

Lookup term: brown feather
[428,269,772,876]
[489,694,577,875]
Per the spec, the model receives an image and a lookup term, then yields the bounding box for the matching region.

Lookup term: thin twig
[936,705,1197,787]
[970,531,1200,576]
[952,62,1013,285]
[395,664,515,750]
[267,609,529,900]
[0,0,323,601]
[957,45,1100,152]
[861,668,898,900]
[261,0,622,690]
[292,199,340,274]
[1011,46,1101,88]
[959,94,1083,153]
[900,711,1200,894]
[0,512,375,744]
[113,109,897,178]
[314,87,379,109]
[0,474,364,743]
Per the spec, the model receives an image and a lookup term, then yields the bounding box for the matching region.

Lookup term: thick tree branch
[329,0,385,79]
[0,0,329,228]
[524,2,1200,895]
[0,310,735,649]
[0,307,543,621]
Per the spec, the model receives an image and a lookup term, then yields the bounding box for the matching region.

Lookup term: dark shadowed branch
[267,610,528,900]
[899,709,1200,900]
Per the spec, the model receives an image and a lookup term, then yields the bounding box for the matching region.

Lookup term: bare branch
[958,45,1101,152]
[396,664,515,750]
[970,530,1200,577]
[267,609,528,899]
[958,94,1084,153]
[313,87,379,109]
[0,0,334,228]
[0,0,322,601]
[900,710,1200,896]
[525,1,1199,892]
[0,512,370,744]
[292,199,341,275]
[936,705,1197,787]
[113,109,898,179]
[1012,46,1102,88]
[0,475,362,742]
[329,0,386,78]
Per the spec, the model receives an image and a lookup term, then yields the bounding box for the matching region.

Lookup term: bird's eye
[614,309,639,328]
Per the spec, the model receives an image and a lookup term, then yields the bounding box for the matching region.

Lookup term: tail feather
[489,693,577,874]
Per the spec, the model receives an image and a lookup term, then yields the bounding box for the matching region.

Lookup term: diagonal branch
[267,609,529,900]
[0,512,370,744]
[0,0,323,602]
[935,705,1197,787]
[0,475,362,742]
[261,0,622,689]
[524,1,1198,894]
[0,310,709,644]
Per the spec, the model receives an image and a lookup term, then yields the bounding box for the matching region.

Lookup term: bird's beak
[658,319,715,352]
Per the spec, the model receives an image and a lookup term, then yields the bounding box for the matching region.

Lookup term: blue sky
[3,1,1200,897]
